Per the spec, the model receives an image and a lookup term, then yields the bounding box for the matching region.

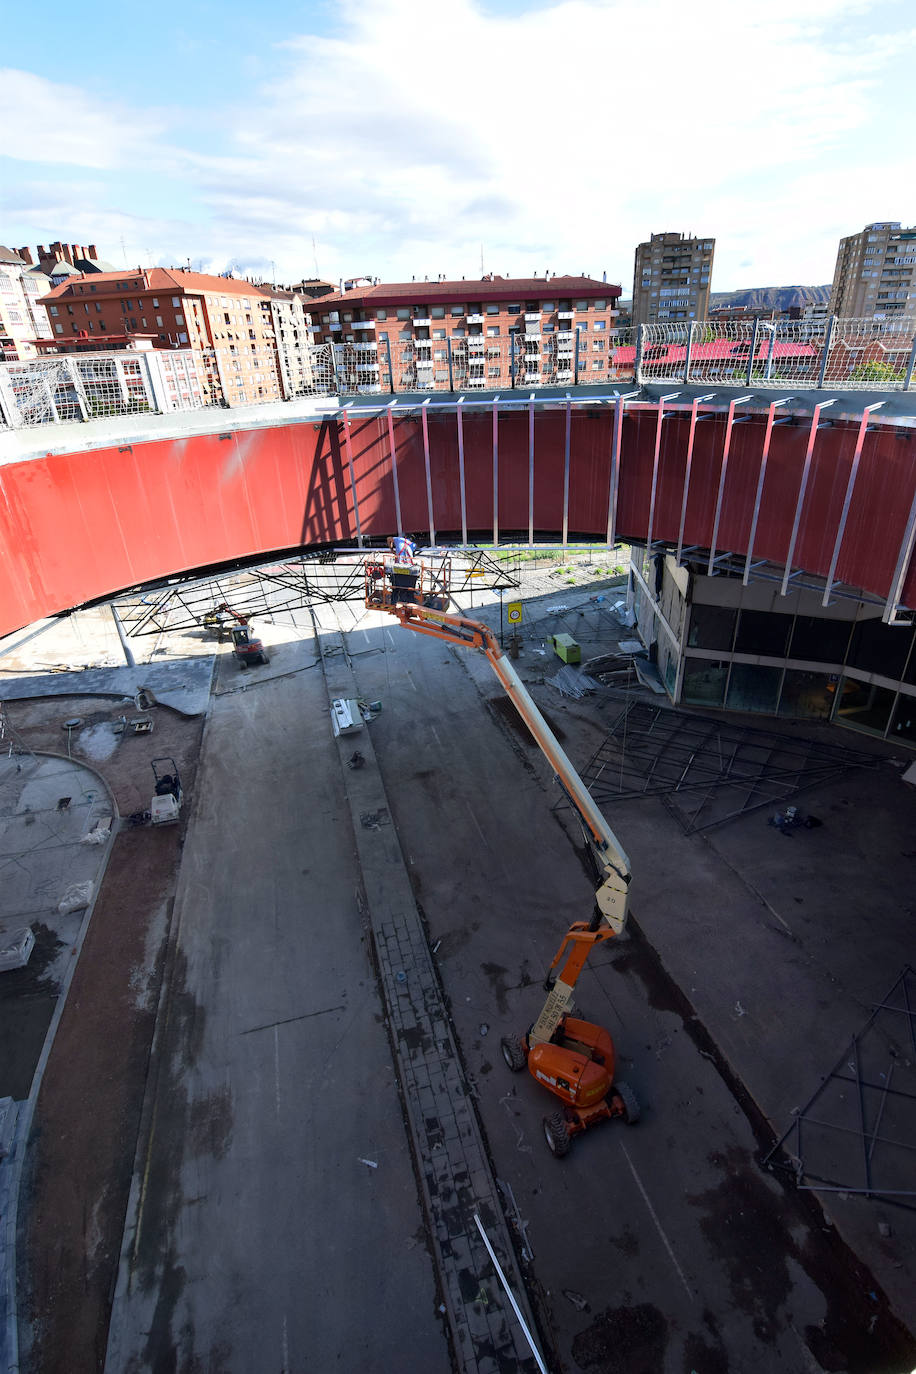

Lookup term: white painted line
[431,726,443,750]
[385,629,395,647]
[405,670,418,692]
[466,801,488,847]
[474,1214,548,1374]
[273,1024,281,1122]
[619,1140,693,1300]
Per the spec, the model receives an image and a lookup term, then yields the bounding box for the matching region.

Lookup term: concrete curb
[318,625,545,1374]
[0,753,120,1374]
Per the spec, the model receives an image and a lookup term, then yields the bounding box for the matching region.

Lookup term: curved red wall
[1,403,914,638]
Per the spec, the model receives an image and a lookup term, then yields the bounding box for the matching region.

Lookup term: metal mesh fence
[638,317,916,391]
[0,350,211,427]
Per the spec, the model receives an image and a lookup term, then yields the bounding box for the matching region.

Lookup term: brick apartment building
[829,222,916,321]
[0,247,54,360]
[40,268,283,406]
[632,232,715,326]
[310,275,622,390]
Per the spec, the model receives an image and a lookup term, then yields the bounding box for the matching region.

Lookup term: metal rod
[473,1214,548,1374]
[385,336,394,395]
[341,407,364,548]
[421,398,435,545]
[528,392,535,546]
[822,403,883,606]
[492,395,499,548]
[562,394,571,547]
[457,397,468,546]
[905,332,916,393]
[882,482,916,624]
[746,318,761,387]
[707,395,753,575]
[817,316,837,389]
[743,398,791,584]
[447,337,454,394]
[780,401,835,596]
[606,394,624,547]
[386,401,403,536]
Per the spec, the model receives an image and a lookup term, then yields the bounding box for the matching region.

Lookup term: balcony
[412,317,432,328]
[467,314,484,324]
[328,322,341,332]
[557,310,574,320]
[352,319,376,330]
[524,312,541,322]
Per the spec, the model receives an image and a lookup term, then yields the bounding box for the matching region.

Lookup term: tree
[850,359,903,383]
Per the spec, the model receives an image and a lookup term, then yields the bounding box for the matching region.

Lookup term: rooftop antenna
[120,235,128,267]
[312,235,319,277]
[480,243,484,275]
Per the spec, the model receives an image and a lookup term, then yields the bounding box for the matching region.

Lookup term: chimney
[62,244,73,265]
[88,245,97,259]
[18,247,33,265]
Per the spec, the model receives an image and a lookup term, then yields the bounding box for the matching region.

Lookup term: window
[487,326,499,337]
[431,306,445,318]
[152,298,159,307]
[178,331,188,343]
[49,305,58,316]
[450,305,464,316]
[342,312,352,321]
[95,303,101,313]
[156,315,164,326]
[541,301,554,311]
[593,340,604,350]
[508,303,520,313]
[593,320,606,330]
[593,299,606,309]
[575,300,588,311]
[99,321,106,331]
[54,323,63,334]
[172,297,181,307]
[486,303,499,314]
[376,309,387,320]
[433,329,446,339]
[397,308,410,319]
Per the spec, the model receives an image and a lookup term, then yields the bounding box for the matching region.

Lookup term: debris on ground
[768,806,823,836]
[546,665,602,699]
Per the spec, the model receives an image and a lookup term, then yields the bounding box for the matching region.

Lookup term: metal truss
[556,702,879,834]
[764,967,916,1210]
[113,545,519,636]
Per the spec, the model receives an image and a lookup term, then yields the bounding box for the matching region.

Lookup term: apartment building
[264,288,314,398]
[631,233,715,327]
[40,268,282,406]
[0,247,54,360]
[828,222,916,321]
[311,275,622,391]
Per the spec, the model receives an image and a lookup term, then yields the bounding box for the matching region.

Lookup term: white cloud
[4,0,916,291]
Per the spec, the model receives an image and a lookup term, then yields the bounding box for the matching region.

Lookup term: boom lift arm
[366,560,631,1047]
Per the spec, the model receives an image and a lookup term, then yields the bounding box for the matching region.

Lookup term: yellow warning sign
[507,601,522,624]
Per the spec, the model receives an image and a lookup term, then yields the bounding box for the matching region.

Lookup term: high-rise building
[40,268,283,406]
[631,233,715,326]
[311,275,621,390]
[828,222,916,320]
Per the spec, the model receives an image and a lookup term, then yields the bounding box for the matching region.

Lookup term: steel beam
[421,397,435,545]
[675,394,715,564]
[562,394,572,547]
[743,399,792,584]
[491,395,500,548]
[646,393,680,553]
[385,400,403,536]
[528,393,535,545]
[341,406,364,548]
[822,403,884,606]
[708,395,753,575]
[882,481,916,624]
[457,396,467,545]
[780,401,835,596]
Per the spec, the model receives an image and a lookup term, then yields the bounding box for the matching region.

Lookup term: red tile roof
[316,275,620,310]
[41,268,270,300]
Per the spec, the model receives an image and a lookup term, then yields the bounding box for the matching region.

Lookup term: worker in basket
[387,535,419,603]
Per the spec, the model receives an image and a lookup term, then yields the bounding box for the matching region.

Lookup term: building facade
[629,551,916,750]
[829,223,916,321]
[0,247,53,360]
[631,233,715,327]
[310,275,622,391]
[264,288,314,399]
[40,268,282,407]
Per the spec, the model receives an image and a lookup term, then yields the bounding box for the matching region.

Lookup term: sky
[1,0,915,295]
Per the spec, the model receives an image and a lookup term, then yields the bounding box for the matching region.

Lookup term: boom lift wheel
[500,1034,526,1072]
[543,1110,571,1158]
[614,1080,640,1124]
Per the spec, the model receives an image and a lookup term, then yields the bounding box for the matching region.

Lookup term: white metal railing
[3,319,915,430]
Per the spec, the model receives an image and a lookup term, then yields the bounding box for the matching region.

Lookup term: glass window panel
[688,604,736,651]
[725,663,782,713]
[682,658,728,706]
[834,677,896,736]
[847,618,912,680]
[789,615,852,665]
[777,669,836,721]
[888,690,916,746]
[734,610,791,657]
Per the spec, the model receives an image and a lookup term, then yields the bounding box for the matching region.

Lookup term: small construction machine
[366,554,637,1156]
[203,604,269,668]
[150,757,182,825]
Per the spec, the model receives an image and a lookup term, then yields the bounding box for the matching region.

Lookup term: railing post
[510,332,516,390]
[904,330,916,392]
[574,327,581,385]
[66,357,89,420]
[331,343,343,396]
[385,335,395,394]
[764,322,777,381]
[447,337,454,393]
[817,315,837,389]
[635,324,646,385]
[683,321,695,383]
[0,366,24,427]
[746,317,761,387]
[141,351,172,413]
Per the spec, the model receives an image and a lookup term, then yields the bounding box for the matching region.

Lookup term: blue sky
[2,0,915,294]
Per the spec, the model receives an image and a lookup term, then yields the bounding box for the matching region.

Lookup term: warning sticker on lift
[507,600,523,624]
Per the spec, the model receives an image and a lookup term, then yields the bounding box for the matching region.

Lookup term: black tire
[543,1111,571,1158]
[614,1081,640,1124]
[261,653,270,665]
[501,1034,526,1072]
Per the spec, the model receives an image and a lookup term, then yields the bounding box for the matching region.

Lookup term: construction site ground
[0,559,914,1374]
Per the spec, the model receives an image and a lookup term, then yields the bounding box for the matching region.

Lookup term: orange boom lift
[366,554,638,1156]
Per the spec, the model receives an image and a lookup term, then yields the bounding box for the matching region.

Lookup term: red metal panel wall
[1,405,914,639]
